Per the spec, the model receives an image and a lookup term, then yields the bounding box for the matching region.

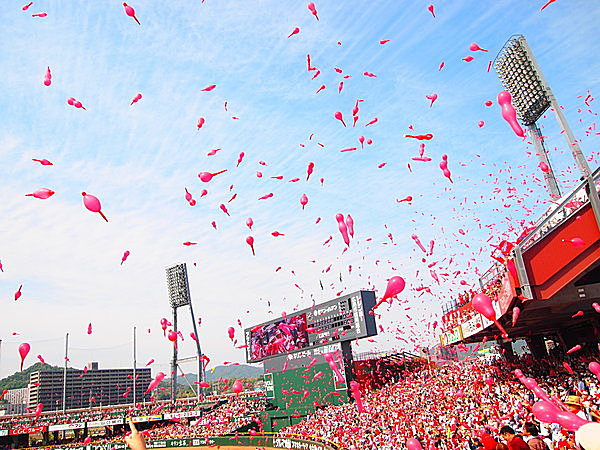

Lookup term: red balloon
[472,293,496,321]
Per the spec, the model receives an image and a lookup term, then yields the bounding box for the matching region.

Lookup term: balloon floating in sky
[26,188,54,199]
[246,236,255,255]
[22,2,33,11]
[472,294,495,321]
[19,343,31,371]
[307,2,319,20]
[82,192,108,222]
[246,217,253,230]
[123,2,141,25]
[478,120,485,128]
[287,27,300,38]
[335,213,350,247]
[130,93,142,106]
[43,66,52,86]
[67,97,86,110]
[196,117,205,130]
[334,111,346,127]
[439,154,453,183]
[232,379,243,394]
[497,91,525,137]
[14,285,23,301]
[145,372,165,393]
[299,194,309,210]
[382,276,406,302]
[198,170,227,182]
[469,42,488,52]
[121,250,130,265]
[32,159,53,165]
[425,93,438,108]
[462,56,474,62]
[427,4,435,17]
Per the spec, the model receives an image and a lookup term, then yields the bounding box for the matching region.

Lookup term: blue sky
[0,0,599,379]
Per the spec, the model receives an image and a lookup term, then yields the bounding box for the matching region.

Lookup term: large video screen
[249,313,309,362]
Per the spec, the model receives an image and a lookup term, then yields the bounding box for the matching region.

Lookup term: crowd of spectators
[283,351,600,449]
[0,392,265,431]
[443,277,503,330]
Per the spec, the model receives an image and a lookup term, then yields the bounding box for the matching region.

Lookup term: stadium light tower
[494,35,600,222]
[166,263,205,402]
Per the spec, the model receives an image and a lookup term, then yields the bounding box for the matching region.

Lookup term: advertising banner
[49,422,86,432]
[87,418,124,428]
[131,415,162,423]
[461,315,484,338]
[445,326,463,344]
[497,273,516,315]
[9,426,46,435]
[162,411,201,420]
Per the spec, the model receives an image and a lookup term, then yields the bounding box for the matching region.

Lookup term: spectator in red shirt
[500,426,529,450]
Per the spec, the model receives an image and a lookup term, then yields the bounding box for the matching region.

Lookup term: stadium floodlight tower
[165,263,205,402]
[494,35,600,222]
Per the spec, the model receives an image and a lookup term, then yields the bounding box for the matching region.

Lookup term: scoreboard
[245,290,377,363]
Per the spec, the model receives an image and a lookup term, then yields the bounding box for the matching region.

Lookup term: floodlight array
[494,35,551,126]
[166,263,191,308]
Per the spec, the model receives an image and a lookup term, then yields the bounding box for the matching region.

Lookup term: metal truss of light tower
[494,35,600,226]
[165,263,206,403]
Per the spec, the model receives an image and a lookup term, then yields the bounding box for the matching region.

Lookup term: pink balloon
[168,330,177,343]
[228,327,235,340]
[324,353,344,383]
[121,250,130,265]
[26,188,55,199]
[300,194,309,210]
[407,438,424,450]
[346,214,355,237]
[334,111,346,127]
[145,372,166,393]
[358,136,365,148]
[497,91,525,137]
[246,217,253,229]
[306,162,315,180]
[478,120,485,128]
[592,302,600,313]
[19,343,30,371]
[43,67,52,86]
[512,306,521,327]
[382,276,406,302]
[87,323,93,335]
[130,93,142,105]
[232,379,243,394]
[335,213,350,246]
[190,332,198,342]
[539,161,550,173]
[246,236,255,255]
[472,293,496,321]
[198,170,227,182]
[307,2,319,20]
[533,400,589,431]
[469,42,488,52]
[589,362,600,381]
[349,381,363,413]
[287,27,300,38]
[82,192,108,222]
[427,4,435,17]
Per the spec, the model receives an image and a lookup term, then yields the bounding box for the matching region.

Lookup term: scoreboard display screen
[245,290,377,363]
